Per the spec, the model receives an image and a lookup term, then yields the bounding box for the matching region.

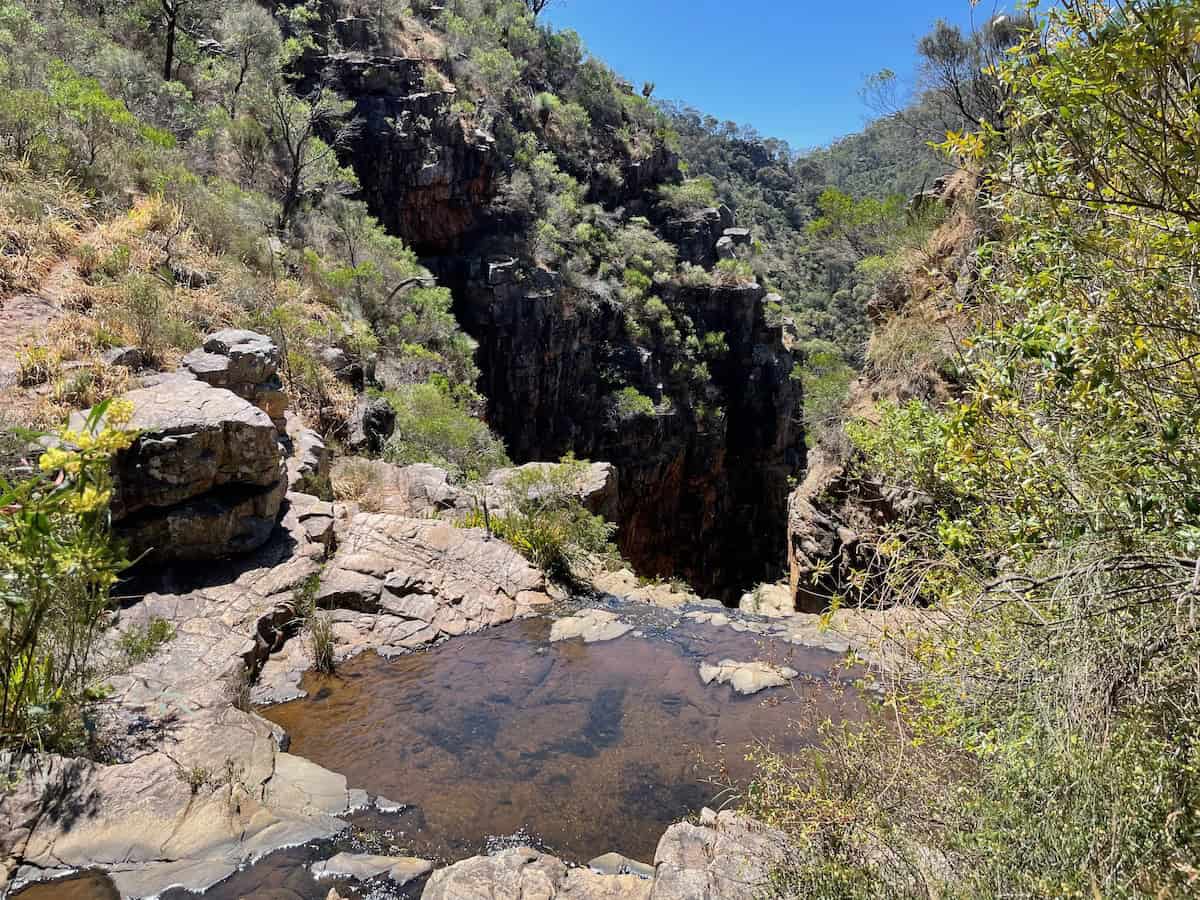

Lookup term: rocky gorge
[0,327,883,899]
[321,43,804,600]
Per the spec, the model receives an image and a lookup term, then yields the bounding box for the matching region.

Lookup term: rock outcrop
[330,457,621,525]
[331,53,496,254]
[0,502,346,898]
[182,329,287,429]
[419,810,789,900]
[651,809,792,899]
[80,375,286,563]
[423,847,652,900]
[455,269,803,601]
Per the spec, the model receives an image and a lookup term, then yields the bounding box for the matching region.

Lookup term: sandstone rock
[348,397,396,454]
[300,513,551,657]
[550,609,634,644]
[333,458,474,519]
[182,329,287,427]
[78,376,286,562]
[697,659,799,695]
[311,852,432,885]
[374,795,406,813]
[284,412,331,496]
[101,346,145,369]
[651,809,791,900]
[589,852,655,879]
[737,582,795,618]
[591,568,708,610]
[1,507,350,899]
[422,847,651,900]
[485,460,619,522]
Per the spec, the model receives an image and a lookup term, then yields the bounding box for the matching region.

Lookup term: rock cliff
[305,13,804,601]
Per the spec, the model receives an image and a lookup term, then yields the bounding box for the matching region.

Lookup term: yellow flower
[39,447,81,476]
[68,486,111,514]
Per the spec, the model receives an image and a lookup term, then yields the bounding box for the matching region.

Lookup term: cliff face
[325,38,803,600]
[333,53,497,254]
[447,264,803,599]
[786,173,980,612]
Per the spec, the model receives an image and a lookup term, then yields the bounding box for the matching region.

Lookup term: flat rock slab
[254,513,552,702]
[550,609,635,644]
[311,852,432,885]
[698,659,799,695]
[0,502,354,899]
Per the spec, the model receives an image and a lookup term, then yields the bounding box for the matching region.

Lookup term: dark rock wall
[333,48,804,600]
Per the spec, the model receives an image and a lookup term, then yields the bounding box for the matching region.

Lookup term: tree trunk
[162,4,177,81]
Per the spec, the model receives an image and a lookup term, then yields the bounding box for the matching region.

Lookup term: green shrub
[381,380,510,481]
[794,339,854,452]
[467,457,617,582]
[0,399,136,755]
[657,177,718,216]
[118,617,175,664]
[609,386,655,421]
[713,258,755,287]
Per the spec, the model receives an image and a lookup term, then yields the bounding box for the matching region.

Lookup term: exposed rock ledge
[0,498,553,897]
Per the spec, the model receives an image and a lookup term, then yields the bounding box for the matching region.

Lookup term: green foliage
[807,188,906,260]
[759,4,1200,896]
[657,176,718,217]
[380,380,510,481]
[468,456,616,582]
[118,617,175,664]
[0,401,136,755]
[609,386,655,421]
[794,339,854,452]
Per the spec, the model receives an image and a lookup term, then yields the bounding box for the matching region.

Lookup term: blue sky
[545,1,991,151]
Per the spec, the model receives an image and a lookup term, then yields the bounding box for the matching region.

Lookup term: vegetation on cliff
[754,2,1200,896]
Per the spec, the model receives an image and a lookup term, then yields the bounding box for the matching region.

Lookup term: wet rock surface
[0,505,346,899]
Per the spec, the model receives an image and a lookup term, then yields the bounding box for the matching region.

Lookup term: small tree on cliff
[266,80,360,230]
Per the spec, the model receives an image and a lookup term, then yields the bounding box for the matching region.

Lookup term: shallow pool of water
[260,613,862,867]
[13,610,863,900]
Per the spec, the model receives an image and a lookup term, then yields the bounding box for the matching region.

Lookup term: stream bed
[16,607,864,900]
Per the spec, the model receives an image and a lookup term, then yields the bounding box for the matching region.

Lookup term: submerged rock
[698,659,799,695]
[311,852,432,885]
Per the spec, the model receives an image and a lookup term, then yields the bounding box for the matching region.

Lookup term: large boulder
[650,809,792,899]
[347,396,396,454]
[79,375,286,563]
[182,330,287,428]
